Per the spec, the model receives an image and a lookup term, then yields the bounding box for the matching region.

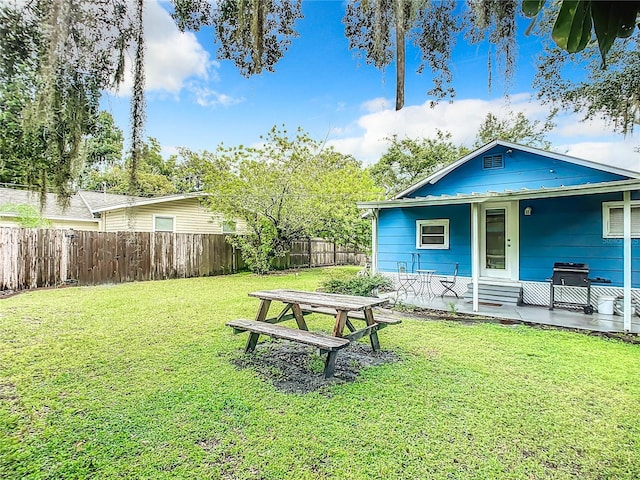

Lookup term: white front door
[480,201,518,280]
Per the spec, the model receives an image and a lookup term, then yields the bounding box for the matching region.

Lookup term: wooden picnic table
[227,289,399,378]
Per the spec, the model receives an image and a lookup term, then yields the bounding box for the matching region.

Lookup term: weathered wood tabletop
[249,289,389,340]
[248,289,388,311]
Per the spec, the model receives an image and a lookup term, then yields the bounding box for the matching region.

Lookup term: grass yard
[1,267,639,479]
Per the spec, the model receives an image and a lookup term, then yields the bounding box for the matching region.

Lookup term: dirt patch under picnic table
[232,341,401,395]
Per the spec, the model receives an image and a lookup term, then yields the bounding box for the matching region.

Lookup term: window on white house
[602,201,640,238]
[154,216,175,232]
[416,219,449,249]
[222,220,236,234]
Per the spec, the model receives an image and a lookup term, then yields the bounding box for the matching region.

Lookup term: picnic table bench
[226,289,398,378]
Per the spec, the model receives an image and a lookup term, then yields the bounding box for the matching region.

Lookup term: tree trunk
[395,0,406,111]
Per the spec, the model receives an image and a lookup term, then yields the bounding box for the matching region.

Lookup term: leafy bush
[320,273,392,297]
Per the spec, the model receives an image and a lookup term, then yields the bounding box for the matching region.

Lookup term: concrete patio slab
[382,291,640,334]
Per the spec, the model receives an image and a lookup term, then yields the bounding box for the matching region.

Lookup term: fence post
[308,237,312,268]
[333,241,337,266]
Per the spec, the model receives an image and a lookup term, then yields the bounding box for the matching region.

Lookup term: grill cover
[551,262,589,286]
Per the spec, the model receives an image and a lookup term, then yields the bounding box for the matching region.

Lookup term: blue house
[358,140,640,332]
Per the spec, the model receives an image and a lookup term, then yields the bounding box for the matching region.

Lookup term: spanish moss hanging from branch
[129,0,146,193]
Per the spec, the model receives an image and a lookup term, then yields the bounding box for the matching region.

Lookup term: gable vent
[483,154,504,170]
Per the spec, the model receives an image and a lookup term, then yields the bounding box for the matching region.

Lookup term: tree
[474,110,555,149]
[0,1,136,200]
[172,0,303,76]
[534,32,640,137]
[523,0,640,66]
[202,126,381,273]
[82,137,177,196]
[368,131,468,197]
[0,204,52,228]
[4,0,638,197]
[0,4,47,189]
[83,112,125,172]
[344,0,463,110]
[171,148,227,193]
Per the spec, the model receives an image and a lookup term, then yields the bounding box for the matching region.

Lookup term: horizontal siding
[377,189,640,289]
[378,204,470,277]
[519,192,640,287]
[130,199,222,233]
[103,210,128,232]
[409,147,629,198]
[100,198,247,234]
[0,216,99,231]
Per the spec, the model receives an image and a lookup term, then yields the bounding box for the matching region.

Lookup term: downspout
[623,191,631,332]
[471,203,479,312]
[372,209,379,274]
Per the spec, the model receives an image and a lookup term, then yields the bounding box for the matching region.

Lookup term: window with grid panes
[416,219,449,249]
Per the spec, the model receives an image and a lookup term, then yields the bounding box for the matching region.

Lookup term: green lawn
[1,268,639,479]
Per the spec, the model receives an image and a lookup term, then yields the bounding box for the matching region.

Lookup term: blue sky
[102,0,640,171]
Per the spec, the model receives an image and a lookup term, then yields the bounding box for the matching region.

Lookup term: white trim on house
[416,219,449,249]
[624,191,632,331]
[359,179,640,210]
[479,201,518,281]
[153,214,176,232]
[372,209,379,274]
[471,204,480,312]
[602,200,640,238]
[0,211,100,225]
[394,140,640,199]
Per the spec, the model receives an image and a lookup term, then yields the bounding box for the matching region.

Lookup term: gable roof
[395,140,640,199]
[87,192,207,213]
[0,187,98,222]
[0,187,208,221]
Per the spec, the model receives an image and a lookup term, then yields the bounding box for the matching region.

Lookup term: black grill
[549,262,593,314]
[551,262,590,286]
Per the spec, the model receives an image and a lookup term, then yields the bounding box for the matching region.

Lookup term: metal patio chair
[397,261,418,295]
[438,262,459,298]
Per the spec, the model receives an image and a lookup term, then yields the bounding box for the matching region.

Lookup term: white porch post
[372,209,379,274]
[471,203,479,312]
[623,191,632,332]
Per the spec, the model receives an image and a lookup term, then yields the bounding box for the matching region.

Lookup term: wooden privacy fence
[283,238,367,268]
[1,228,366,290]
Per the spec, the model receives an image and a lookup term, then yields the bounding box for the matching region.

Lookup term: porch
[385,290,640,334]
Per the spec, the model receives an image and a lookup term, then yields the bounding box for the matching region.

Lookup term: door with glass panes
[479,202,518,279]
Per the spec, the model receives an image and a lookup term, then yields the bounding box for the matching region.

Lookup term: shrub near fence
[0,228,366,290]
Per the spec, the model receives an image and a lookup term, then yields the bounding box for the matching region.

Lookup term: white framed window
[153,215,175,232]
[222,220,237,234]
[416,219,450,249]
[602,201,640,238]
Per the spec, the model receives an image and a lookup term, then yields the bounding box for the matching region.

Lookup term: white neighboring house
[0,187,245,234]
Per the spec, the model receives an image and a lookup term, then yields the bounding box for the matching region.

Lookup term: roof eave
[359,179,640,210]
[90,192,209,213]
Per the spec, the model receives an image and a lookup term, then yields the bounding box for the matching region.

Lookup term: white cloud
[361,97,392,113]
[114,0,212,96]
[189,84,245,108]
[558,141,640,172]
[160,145,180,158]
[327,93,640,172]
